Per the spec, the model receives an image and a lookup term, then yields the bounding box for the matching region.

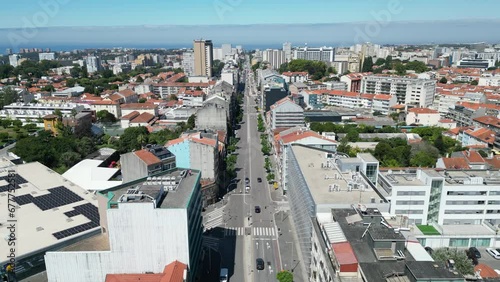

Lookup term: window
[471,238,490,247]
[450,238,469,247]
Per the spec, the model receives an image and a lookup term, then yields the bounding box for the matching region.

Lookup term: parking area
[470,248,500,270]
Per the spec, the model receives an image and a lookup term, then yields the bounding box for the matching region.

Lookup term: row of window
[395,200,425,205]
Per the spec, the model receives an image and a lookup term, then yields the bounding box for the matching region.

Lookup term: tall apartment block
[193,39,213,77]
[360,76,436,108]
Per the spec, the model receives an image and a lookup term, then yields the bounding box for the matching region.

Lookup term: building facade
[293,46,335,62]
[193,39,213,77]
[120,146,176,183]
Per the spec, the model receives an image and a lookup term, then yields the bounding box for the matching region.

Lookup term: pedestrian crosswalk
[224,226,276,237]
[202,235,220,250]
[203,208,224,231]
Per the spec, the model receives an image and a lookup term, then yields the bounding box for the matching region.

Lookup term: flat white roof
[406,242,434,261]
[62,159,121,191]
[0,162,100,264]
[291,145,382,206]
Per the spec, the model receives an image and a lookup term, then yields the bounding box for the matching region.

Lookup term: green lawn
[417,225,441,235]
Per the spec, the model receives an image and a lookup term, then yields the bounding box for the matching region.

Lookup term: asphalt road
[219,58,281,282]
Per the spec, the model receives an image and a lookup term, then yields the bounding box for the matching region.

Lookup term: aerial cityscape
[1,1,500,282]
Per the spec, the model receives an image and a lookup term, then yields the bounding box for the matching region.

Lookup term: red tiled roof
[121,103,158,109]
[217,130,227,143]
[332,242,358,265]
[473,116,500,128]
[130,112,155,124]
[407,108,439,114]
[105,260,187,282]
[391,104,406,109]
[282,71,308,77]
[441,158,470,169]
[462,151,485,163]
[154,82,211,87]
[166,137,186,147]
[465,128,496,144]
[90,100,118,105]
[118,89,137,97]
[475,263,499,279]
[120,111,140,120]
[360,94,375,99]
[190,137,217,147]
[486,155,500,169]
[373,94,392,100]
[457,102,500,111]
[438,119,455,123]
[280,130,337,144]
[134,149,160,166]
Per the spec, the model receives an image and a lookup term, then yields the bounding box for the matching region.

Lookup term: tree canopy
[279,59,332,80]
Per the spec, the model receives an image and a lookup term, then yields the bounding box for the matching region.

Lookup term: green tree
[42,85,55,92]
[137,134,148,148]
[266,173,275,182]
[0,87,19,109]
[76,137,96,158]
[405,61,429,73]
[434,135,445,155]
[0,132,9,141]
[277,270,293,282]
[384,55,393,70]
[410,151,437,167]
[12,120,22,128]
[1,119,12,128]
[395,63,406,75]
[337,139,351,155]
[362,56,374,72]
[439,77,448,84]
[187,114,196,130]
[345,129,359,142]
[96,110,117,123]
[431,248,474,276]
[169,94,178,101]
[118,126,149,153]
[136,76,144,83]
[478,150,488,157]
[470,80,478,85]
[59,151,81,168]
[138,98,147,103]
[375,58,386,66]
[53,109,63,118]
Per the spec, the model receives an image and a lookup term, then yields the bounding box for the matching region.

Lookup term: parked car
[245,178,250,185]
[469,247,481,258]
[256,258,265,270]
[486,248,500,259]
[257,177,262,183]
[424,247,433,255]
[255,206,261,213]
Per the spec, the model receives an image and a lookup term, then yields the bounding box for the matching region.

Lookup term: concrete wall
[45,205,190,282]
[120,153,147,183]
[190,141,216,179]
[195,105,227,131]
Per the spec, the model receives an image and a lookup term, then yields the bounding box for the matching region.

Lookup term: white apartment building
[9,54,20,67]
[221,44,232,58]
[221,70,237,86]
[405,108,440,126]
[181,51,195,76]
[283,42,292,62]
[360,76,436,107]
[39,52,55,61]
[152,82,213,99]
[86,56,102,73]
[293,46,335,62]
[45,170,203,282]
[269,97,305,130]
[379,169,499,226]
[372,94,397,115]
[263,49,286,70]
[479,74,500,87]
[457,58,495,69]
[212,48,223,61]
[0,102,86,123]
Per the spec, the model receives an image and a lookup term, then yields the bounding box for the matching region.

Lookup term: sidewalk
[274,210,307,282]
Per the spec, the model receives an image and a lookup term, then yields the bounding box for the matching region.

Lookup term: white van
[220,268,228,282]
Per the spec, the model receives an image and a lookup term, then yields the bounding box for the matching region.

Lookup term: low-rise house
[460,127,496,149]
[281,71,308,83]
[120,145,176,183]
[269,97,305,130]
[120,103,158,117]
[128,112,156,128]
[405,108,440,126]
[372,94,397,115]
[437,119,457,129]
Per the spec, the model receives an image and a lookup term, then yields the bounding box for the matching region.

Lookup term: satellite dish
[360,205,367,212]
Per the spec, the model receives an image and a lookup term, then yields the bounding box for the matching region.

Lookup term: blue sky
[1,0,499,28]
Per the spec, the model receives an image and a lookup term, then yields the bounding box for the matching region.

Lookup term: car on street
[255,206,261,213]
[424,247,433,255]
[256,258,265,270]
[469,247,481,258]
[245,178,250,185]
[257,177,262,183]
[486,248,500,259]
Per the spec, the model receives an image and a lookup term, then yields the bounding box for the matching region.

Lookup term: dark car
[257,177,262,183]
[256,258,265,270]
[425,247,433,255]
[469,247,481,258]
[245,178,250,185]
[255,206,261,213]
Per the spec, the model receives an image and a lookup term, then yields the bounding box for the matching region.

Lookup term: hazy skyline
[2,0,500,28]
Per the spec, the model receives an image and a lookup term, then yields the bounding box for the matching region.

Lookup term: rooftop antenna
[361,222,371,239]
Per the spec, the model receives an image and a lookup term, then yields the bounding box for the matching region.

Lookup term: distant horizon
[2,20,500,53]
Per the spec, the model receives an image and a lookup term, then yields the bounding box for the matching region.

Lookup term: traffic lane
[476,248,500,270]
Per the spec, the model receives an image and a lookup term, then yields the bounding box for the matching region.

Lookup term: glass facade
[365,164,378,184]
[471,238,491,247]
[286,146,316,276]
[449,238,469,247]
[427,180,443,224]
